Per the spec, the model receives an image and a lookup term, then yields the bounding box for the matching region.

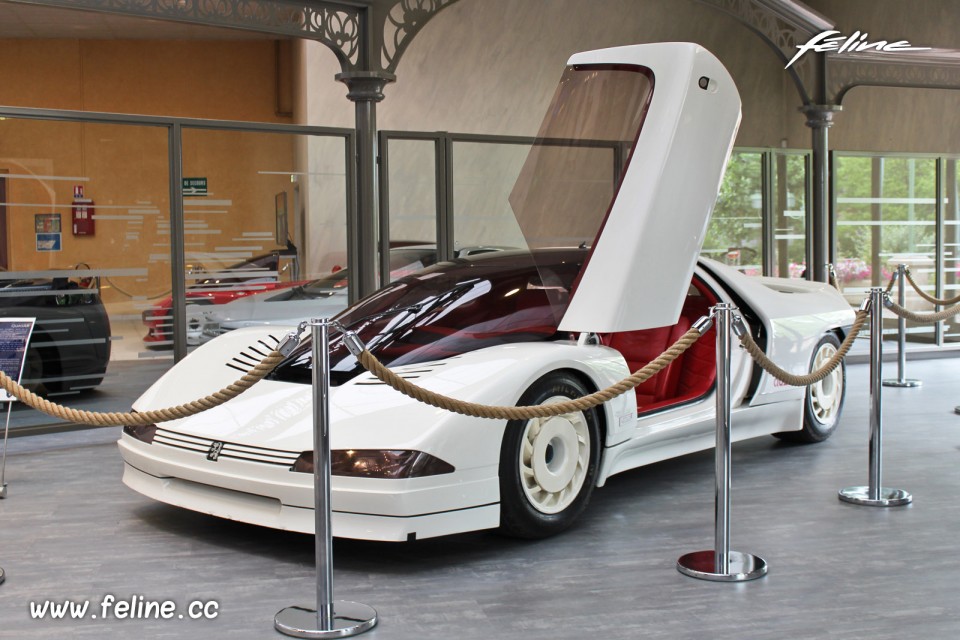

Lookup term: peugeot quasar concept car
[119,43,854,542]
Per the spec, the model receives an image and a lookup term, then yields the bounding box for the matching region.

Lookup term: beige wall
[297,0,958,154]
[796,0,960,153]
[301,0,792,146]
[0,39,288,120]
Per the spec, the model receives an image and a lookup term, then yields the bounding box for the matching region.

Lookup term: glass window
[943,158,960,344]
[0,118,170,423]
[835,154,937,345]
[176,128,348,349]
[771,152,808,278]
[702,151,763,274]
[452,140,531,250]
[384,137,438,272]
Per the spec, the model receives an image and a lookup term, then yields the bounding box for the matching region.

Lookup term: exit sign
[183,177,208,196]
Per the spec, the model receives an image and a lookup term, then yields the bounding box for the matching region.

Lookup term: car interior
[599,278,718,415]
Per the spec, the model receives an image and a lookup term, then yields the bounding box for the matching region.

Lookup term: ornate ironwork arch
[5,0,460,75]
[830,51,960,104]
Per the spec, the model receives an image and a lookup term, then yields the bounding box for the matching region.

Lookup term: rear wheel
[498,372,601,538]
[775,333,845,444]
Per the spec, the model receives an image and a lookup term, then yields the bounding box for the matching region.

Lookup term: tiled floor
[1,358,958,639]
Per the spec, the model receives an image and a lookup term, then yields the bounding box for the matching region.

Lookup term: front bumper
[118,434,500,542]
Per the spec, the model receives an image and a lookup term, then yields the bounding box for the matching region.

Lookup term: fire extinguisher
[72,185,95,236]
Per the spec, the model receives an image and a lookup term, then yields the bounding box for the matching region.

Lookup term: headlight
[291,450,455,478]
[123,424,158,444]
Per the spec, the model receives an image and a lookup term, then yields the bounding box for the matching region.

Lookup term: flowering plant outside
[833,258,872,283]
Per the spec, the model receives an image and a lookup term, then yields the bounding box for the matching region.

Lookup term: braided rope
[885,299,960,324]
[886,271,898,294]
[828,272,841,291]
[0,351,284,427]
[737,310,868,387]
[904,268,960,306]
[357,326,705,420]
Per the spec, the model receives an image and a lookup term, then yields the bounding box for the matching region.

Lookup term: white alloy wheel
[518,397,591,515]
[809,341,843,424]
[776,332,846,444]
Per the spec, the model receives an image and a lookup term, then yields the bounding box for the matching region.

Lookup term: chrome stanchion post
[839,289,912,507]
[883,264,921,388]
[1,385,12,585]
[275,318,377,638]
[677,304,767,582]
[1,401,11,500]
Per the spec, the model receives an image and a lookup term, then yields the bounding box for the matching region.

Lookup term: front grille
[224,333,283,374]
[153,427,300,467]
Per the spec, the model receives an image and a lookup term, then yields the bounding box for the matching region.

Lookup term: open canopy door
[509,42,741,332]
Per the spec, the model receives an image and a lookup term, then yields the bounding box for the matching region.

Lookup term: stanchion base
[838,486,912,507]
[275,602,377,639]
[882,379,921,388]
[955,406,960,416]
[0,566,5,585]
[676,550,767,582]
[0,483,7,499]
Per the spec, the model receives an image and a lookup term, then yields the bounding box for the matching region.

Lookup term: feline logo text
[786,30,931,69]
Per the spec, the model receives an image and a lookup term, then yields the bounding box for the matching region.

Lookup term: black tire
[774,333,845,444]
[498,371,601,538]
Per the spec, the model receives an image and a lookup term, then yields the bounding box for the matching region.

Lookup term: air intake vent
[225,334,283,374]
[353,362,446,386]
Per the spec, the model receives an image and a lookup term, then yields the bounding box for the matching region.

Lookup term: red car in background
[142,248,301,346]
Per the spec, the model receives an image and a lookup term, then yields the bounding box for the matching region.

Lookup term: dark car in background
[0,275,111,395]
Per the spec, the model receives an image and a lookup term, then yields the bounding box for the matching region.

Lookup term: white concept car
[119,43,854,542]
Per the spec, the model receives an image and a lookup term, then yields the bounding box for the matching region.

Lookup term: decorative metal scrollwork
[696,0,823,104]
[9,0,464,74]
[381,0,458,72]
[830,54,960,104]
[7,0,364,66]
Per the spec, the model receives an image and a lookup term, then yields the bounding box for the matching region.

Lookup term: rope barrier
[885,299,960,324]
[0,286,929,428]
[0,350,285,427]
[356,325,706,420]
[904,268,960,306]
[886,270,898,294]
[736,310,869,387]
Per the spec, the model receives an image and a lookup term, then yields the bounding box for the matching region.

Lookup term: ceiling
[0,1,274,39]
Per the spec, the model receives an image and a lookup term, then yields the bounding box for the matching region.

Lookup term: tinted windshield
[269,248,587,385]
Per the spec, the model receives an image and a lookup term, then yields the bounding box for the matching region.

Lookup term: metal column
[801,104,841,284]
[337,72,395,304]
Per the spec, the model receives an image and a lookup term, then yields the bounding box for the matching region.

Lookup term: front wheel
[498,372,601,539]
[775,333,845,444]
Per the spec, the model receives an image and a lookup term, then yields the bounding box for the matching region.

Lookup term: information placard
[0,318,35,403]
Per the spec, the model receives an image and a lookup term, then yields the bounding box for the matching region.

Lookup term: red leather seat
[599,283,717,414]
